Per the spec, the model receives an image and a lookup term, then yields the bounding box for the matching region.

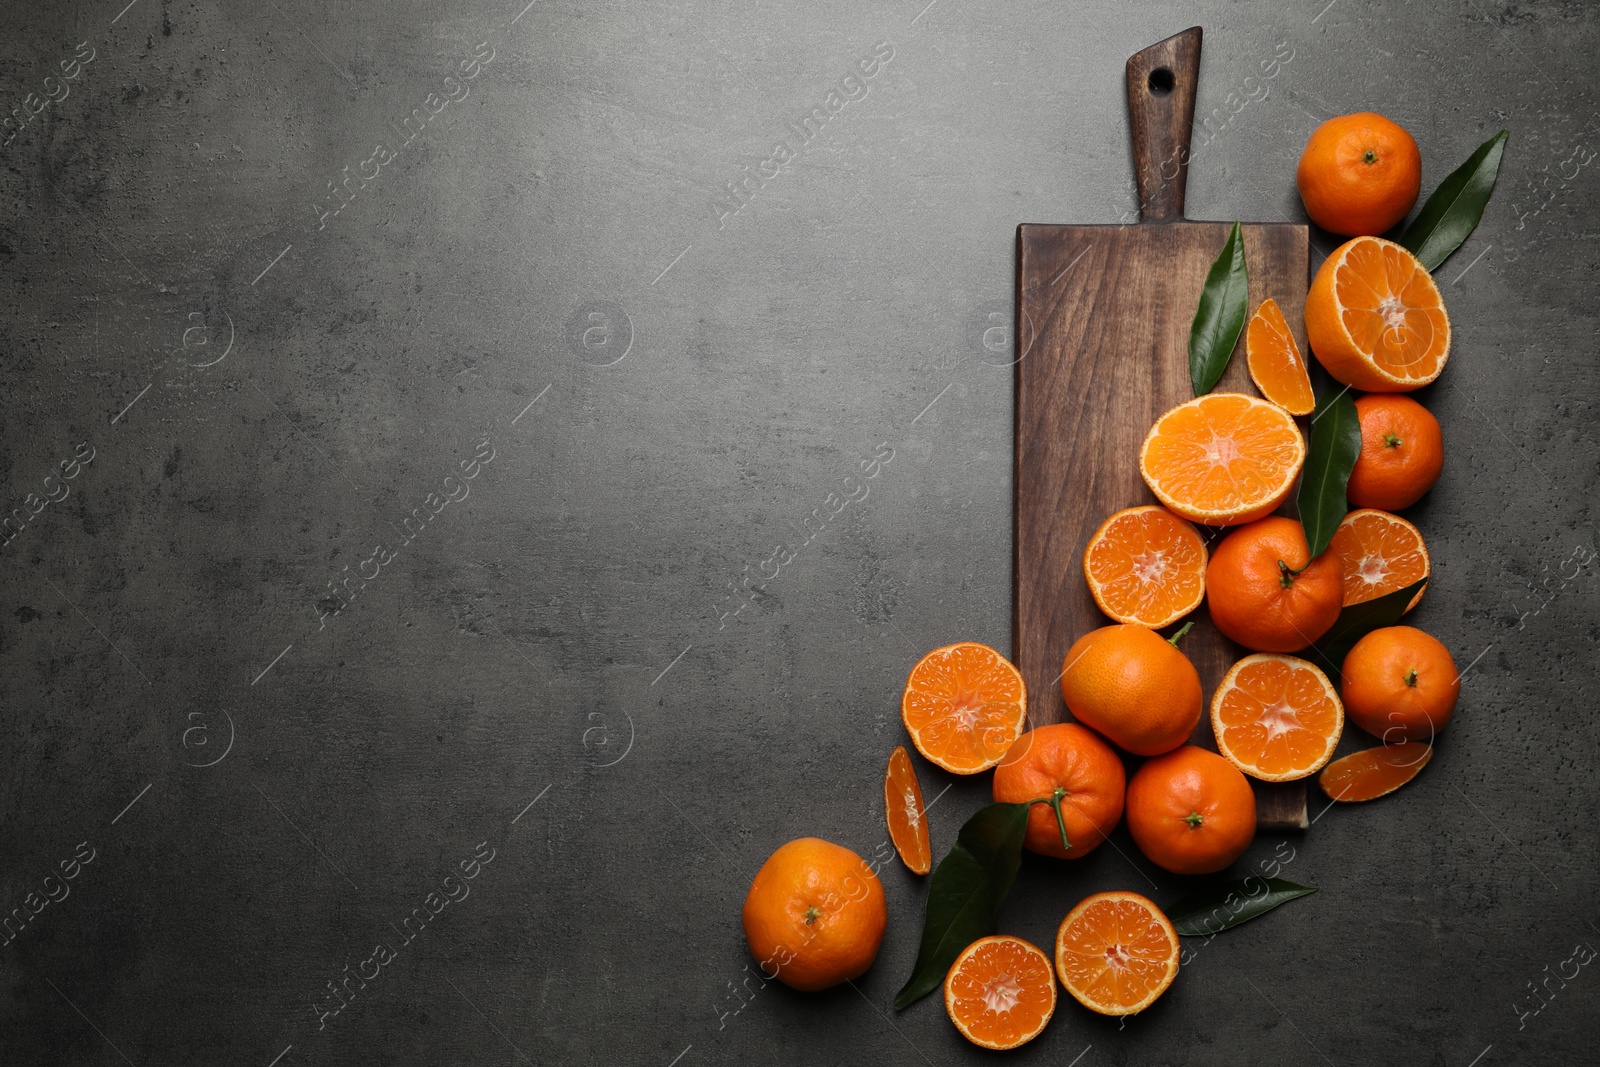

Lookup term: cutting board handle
[1125,26,1202,223]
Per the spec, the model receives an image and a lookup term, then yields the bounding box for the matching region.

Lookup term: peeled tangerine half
[1139,393,1306,526]
[1082,506,1208,628]
[901,643,1027,775]
[1211,654,1343,782]
[1305,235,1450,392]
[945,935,1057,1050]
[1329,508,1429,611]
[1055,891,1180,1017]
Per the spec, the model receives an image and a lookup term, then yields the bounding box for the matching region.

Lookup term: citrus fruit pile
[741,107,1482,1051]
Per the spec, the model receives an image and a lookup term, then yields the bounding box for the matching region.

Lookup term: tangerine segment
[1319,741,1433,802]
[1083,506,1208,627]
[1329,508,1428,611]
[901,643,1028,775]
[1055,892,1180,1017]
[944,936,1057,1050]
[1306,236,1450,392]
[884,745,931,875]
[1139,393,1306,526]
[1210,654,1344,782]
[1246,298,1315,416]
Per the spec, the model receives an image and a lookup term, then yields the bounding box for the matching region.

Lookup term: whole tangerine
[1341,625,1460,742]
[1059,624,1202,757]
[1347,395,1444,510]
[741,837,887,992]
[1296,112,1422,236]
[992,723,1126,860]
[1207,516,1344,653]
[1125,746,1257,875]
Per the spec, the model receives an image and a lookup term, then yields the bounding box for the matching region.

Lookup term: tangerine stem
[1277,558,1308,587]
[1028,788,1071,853]
[1167,621,1195,647]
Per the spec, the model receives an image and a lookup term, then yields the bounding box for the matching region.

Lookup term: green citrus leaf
[1168,877,1317,936]
[1189,221,1249,396]
[1297,381,1362,559]
[1399,130,1509,271]
[892,801,1028,1011]
[1305,576,1428,680]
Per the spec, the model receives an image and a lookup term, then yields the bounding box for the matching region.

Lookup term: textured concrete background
[1,0,1596,1064]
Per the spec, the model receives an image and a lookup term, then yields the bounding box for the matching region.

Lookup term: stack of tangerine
[744,111,1467,1052]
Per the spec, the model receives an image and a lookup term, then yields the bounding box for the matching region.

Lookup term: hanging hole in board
[1148,68,1175,96]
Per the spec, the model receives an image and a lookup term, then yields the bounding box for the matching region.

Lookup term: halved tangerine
[944,935,1057,1050]
[1305,235,1450,392]
[1139,393,1306,526]
[1328,508,1428,611]
[1319,741,1433,802]
[901,643,1027,775]
[1246,297,1315,416]
[1211,654,1344,782]
[884,745,931,875]
[1054,891,1180,1017]
[1083,506,1208,628]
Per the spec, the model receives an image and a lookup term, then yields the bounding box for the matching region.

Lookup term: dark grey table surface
[3,1,1596,1064]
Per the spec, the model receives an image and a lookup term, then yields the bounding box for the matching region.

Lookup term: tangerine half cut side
[1210,654,1344,782]
[1083,506,1208,628]
[1305,235,1450,392]
[944,935,1057,1050]
[901,643,1028,775]
[884,745,931,875]
[1329,508,1429,611]
[1246,297,1316,416]
[1139,393,1307,526]
[1054,891,1180,1017]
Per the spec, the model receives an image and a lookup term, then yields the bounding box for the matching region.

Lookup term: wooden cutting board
[1013,27,1311,829]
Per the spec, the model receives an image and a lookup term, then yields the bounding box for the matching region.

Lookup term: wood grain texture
[1125,26,1201,222]
[1013,221,1312,829]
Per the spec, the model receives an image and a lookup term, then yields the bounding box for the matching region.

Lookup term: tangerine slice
[1305,235,1450,392]
[1054,891,1180,1016]
[884,745,931,875]
[1139,393,1307,526]
[901,643,1028,775]
[1329,508,1428,611]
[1211,654,1344,782]
[944,935,1057,1050]
[1319,741,1433,802]
[1083,506,1208,627]
[1246,298,1315,416]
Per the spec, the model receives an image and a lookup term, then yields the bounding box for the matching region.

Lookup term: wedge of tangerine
[1319,741,1433,802]
[944,935,1057,1050]
[1246,297,1315,415]
[1083,506,1208,628]
[1329,508,1428,611]
[1211,654,1344,782]
[901,643,1028,775]
[1305,235,1450,392]
[1054,891,1180,1017]
[883,745,931,875]
[1139,393,1306,526]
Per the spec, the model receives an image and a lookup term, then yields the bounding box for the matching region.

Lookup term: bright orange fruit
[1341,625,1460,742]
[1211,653,1344,782]
[991,724,1125,860]
[1139,393,1306,526]
[1206,516,1345,653]
[901,643,1028,775]
[1305,236,1450,392]
[1295,112,1422,237]
[1054,891,1180,1017]
[884,745,931,875]
[1246,298,1315,415]
[742,838,887,992]
[944,935,1057,1050]
[1082,505,1208,628]
[1329,508,1429,611]
[1319,741,1433,802]
[1059,624,1202,757]
[1347,395,1445,510]
[1125,746,1256,875]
